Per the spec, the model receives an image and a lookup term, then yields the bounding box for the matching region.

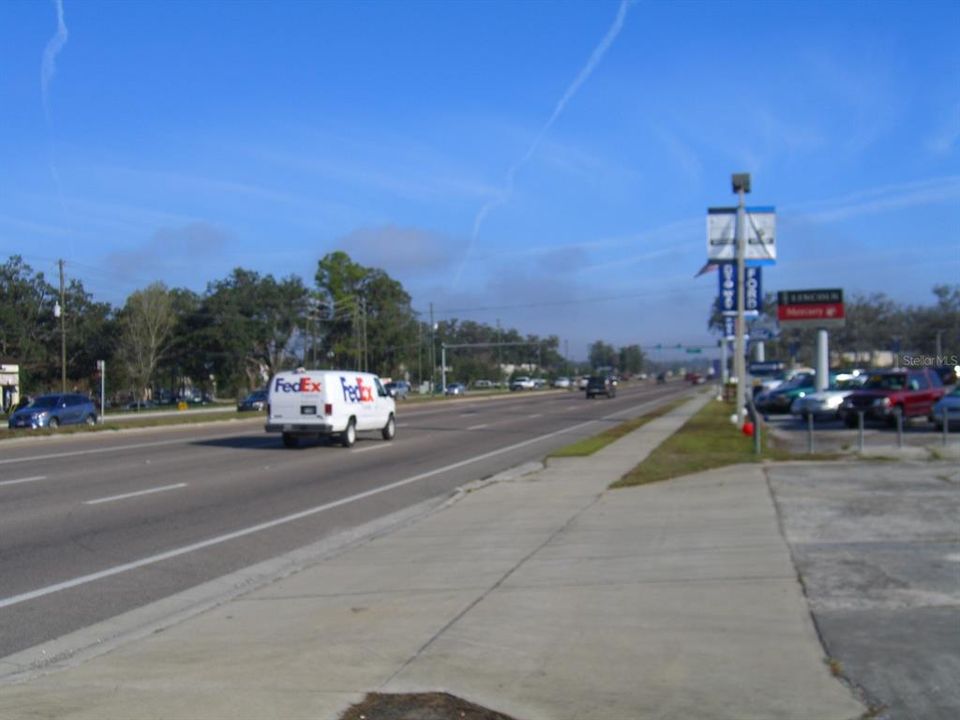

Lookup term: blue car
[8,393,98,429]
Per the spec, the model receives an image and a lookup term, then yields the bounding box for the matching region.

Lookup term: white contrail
[41,0,69,121]
[41,0,70,220]
[458,0,633,284]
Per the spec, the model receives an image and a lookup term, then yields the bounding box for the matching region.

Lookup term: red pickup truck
[840,368,946,427]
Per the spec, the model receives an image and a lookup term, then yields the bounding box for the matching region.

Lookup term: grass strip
[612,398,836,489]
[0,410,263,440]
[548,396,690,458]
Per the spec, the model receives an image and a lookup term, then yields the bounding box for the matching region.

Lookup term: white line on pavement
[467,424,489,431]
[352,444,393,454]
[0,475,47,487]
[0,437,224,467]
[84,483,188,505]
[528,414,543,418]
[0,417,601,611]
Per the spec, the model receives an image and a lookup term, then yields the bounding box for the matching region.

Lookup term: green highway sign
[685,348,702,354]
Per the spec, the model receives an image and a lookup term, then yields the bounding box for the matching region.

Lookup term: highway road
[0,381,691,661]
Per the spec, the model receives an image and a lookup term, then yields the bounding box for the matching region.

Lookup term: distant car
[237,390,268,412]
[473,379,496,389]
[510,376,535,391]
[385,380,411,399]
[532,378,547,389]
[553,377,572,389]
[656,372,667,384]
[8,393,98,429]
[930,385,960,430]
[687,372,704,385]
[125,399,158,411]
[840,368,945,427]
[585,375,616,399]
[445,383,467,396]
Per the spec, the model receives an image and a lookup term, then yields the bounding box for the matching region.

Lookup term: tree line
[0,252,647,403]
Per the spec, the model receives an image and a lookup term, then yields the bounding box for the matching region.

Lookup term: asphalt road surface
[0,381,691,660]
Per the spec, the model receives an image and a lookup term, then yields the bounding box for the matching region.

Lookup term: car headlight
[873,397,891,407]
[796,391,806,399]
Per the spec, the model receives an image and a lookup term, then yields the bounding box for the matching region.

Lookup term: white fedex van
[265,369,396,448]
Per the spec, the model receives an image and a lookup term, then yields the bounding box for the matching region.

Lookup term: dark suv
[8,393,98,429]
[840,368,945,427]
[585,376,616,399]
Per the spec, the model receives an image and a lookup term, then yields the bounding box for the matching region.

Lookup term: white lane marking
[84,483,188,506]
[352,444,393,454]
[467,424,489,431]
[527,414,543,419]
[0,417,600,611]
[0,475,47,487]
[566,406,578,411]
[0,436,229,467]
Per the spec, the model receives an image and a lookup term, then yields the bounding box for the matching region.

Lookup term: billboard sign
[777,289,845,328]
[717,263,762,316]
[707,206,776,263]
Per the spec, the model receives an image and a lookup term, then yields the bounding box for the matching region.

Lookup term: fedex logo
[341,376,374,403]
[274,377,322,393]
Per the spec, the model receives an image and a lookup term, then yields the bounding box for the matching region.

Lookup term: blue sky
[1,0,957,359]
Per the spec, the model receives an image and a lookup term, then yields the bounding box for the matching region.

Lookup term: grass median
[612,397,835,488]
[548,396,690,458]
[0,410,263,440]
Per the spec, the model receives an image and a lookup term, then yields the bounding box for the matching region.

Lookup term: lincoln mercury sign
[777,289,845,328]
[706,206,777,263]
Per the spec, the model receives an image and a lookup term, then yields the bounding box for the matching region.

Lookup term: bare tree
[118,283,176,400]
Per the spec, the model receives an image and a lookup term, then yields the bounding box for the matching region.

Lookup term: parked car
[840,368,945,427]
[553,376,572,389]
[756,372,830,414]
[445,383,467,396]
[930,385,960,430]
[125,399,158,411]
[8,393,98,429]
[473,379,496,389]
[790,377,863,422]
[385,380,411,399]
[237,389,268,412]
[585,375,616,399]
[510,376,535,391]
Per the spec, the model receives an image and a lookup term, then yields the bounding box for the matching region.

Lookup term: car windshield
[863,374,906,390]
[29,396,59,409]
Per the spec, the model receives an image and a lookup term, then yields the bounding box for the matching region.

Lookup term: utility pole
[732,173,750,426]
[58,259,66,393]
[429,303,435,393]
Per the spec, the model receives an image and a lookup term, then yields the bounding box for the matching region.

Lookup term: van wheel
[341,418,356,447]
[48,417,60,429]
[282,433,299,448]
[382,414,396,441]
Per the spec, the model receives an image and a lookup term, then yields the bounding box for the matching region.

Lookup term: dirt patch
[338,692,520,720]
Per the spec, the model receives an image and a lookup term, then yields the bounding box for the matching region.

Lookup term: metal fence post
[858,411,865,453]
[807,412,814,454]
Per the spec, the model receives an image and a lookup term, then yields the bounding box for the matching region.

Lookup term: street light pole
[732,174,751,426]
[58,259,66,394]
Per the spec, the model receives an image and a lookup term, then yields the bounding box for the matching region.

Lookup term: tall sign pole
[732,173,750,426]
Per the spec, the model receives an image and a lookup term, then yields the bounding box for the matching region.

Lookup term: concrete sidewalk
[0,394,865,720]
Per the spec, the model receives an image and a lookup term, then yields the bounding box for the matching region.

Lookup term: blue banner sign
[717,263,762,316]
